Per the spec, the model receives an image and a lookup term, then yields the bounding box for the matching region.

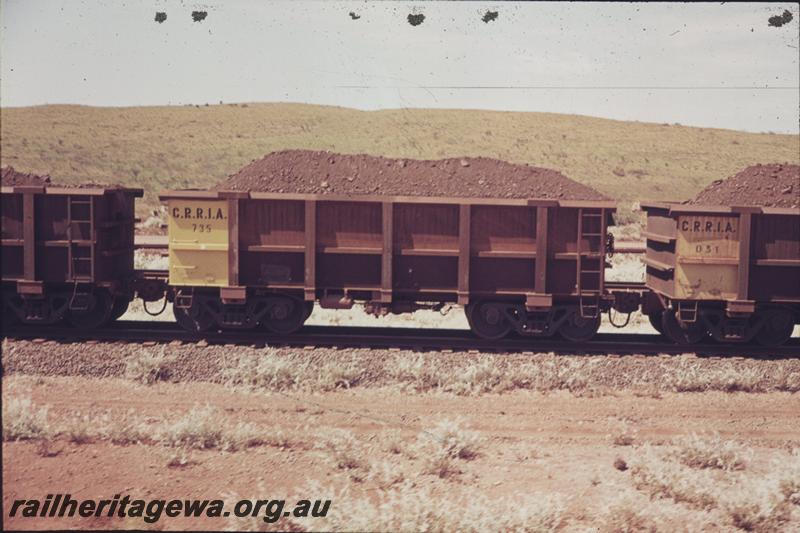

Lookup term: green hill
[2,103,797,219]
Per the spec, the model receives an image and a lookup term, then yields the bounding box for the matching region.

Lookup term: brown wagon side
[1,185,142,327]
[641,201,800,346]
[159,190,616,340]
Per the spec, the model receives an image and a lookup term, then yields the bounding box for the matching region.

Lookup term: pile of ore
[1,166,54,187]
[215,150,608,200]
[689,164,799,208]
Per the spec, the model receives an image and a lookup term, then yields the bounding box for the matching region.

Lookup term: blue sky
[1,1,798,133]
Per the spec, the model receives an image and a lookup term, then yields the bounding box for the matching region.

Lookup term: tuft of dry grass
[156,405,272,451]
[314,428,371,481]
[124,347,175,385]
[599,500,659,533]
[668,434,750,471]
[629,446,719,510]
[222,350,303,390]
[416,419,482,479]
[2,396,51,441]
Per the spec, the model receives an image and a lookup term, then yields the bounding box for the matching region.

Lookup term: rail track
[3,321,799,358]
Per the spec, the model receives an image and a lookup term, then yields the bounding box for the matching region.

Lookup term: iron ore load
[641,164,800,346]
[163,151,617,340]
[2,156,798,348]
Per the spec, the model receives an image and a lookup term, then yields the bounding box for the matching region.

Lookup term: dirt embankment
[3,374,800,531]
[690,163,799,208]
[215,150,608,200]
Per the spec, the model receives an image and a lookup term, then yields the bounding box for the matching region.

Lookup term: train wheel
[263,297,307,335]
[661,309,707,345]
[173,305,215,333]
[466,301,512,340]
[68,290,114,329]
[111,298,130,320]
[755,309,794,347]
[648,311,664,335]
[558,311,601,342]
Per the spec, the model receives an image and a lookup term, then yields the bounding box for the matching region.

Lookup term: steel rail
[3,321,798,358]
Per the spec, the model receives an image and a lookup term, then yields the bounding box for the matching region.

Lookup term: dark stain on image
[407,13,425,27]
[349,12,360,20]
[482,10,498,23]
[768,9,793,27]
[192,11,208,23]
[154,12,167,24]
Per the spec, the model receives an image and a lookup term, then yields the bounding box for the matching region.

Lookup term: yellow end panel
[675,215,739,299]
[168,199,229,287]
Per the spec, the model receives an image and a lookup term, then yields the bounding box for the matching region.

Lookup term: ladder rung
[581,270,602,274]
[581,214,602,218]
[582,233,602,237]
[70,199,92,204]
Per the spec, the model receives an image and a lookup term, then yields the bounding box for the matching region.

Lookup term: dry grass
[124,347,175,385]
[2,103,797,217]
[630,447,719,511]
[668,433,750,471]
[599,499,660,533]
[156,405,265,451]
[3,399,292,454]
[628,442,800,531]
[415,419,482,479]
[386,354,603,396]
[222,351,365,392]
[314,428,371,478]
[288,479,565,533]
[215,349,800,397]
[2,396,51,441]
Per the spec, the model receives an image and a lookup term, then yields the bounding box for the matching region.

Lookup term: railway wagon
[1,184,142,328]
[641,201,800,346]
[159,190,617,340]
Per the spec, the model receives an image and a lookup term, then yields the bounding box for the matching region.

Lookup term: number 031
[695,244,719,254]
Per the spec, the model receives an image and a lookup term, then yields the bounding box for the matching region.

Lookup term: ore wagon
[641,201,800,346]
[159,190,616,340]
[1,184,142,328]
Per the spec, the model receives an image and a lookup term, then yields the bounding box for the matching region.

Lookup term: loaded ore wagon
[160,151,616,340]
[641,164,800,346]
[1,168,142,328]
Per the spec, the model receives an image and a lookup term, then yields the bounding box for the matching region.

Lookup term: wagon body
[1,185,142,326]
[160,190,615,339]
[641,201,800,344]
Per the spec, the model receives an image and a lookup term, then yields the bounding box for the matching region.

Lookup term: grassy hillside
[1,103,798,218]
